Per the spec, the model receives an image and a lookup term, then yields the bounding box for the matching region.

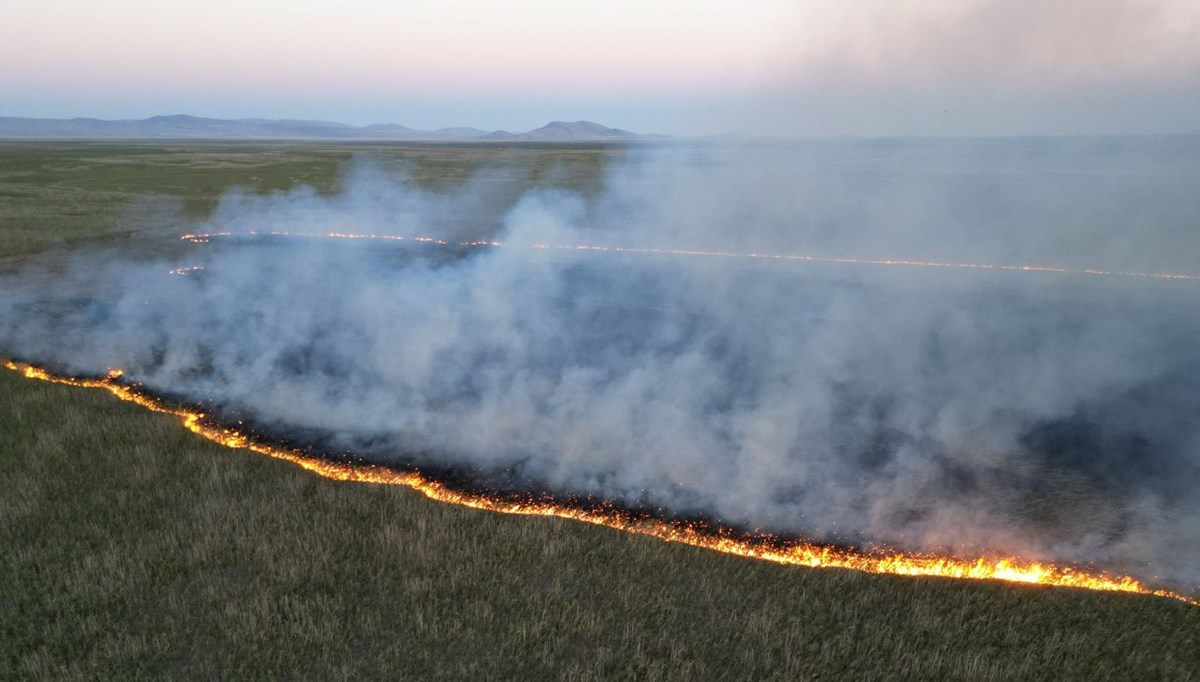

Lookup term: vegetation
[0,140,614,260]
[1,143,1198,680]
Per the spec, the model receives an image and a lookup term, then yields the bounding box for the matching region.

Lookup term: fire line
[5,359,1197,606]
[179,230,1200,282]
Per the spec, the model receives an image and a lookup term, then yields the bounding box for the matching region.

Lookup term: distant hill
[487,121,638,141]
[0,115,661,142]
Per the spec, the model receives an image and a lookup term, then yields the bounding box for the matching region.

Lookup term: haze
[3,0,1198,136]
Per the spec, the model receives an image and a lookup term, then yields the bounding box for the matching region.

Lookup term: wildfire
[5,359,1197,606]
[178,230,1200,282]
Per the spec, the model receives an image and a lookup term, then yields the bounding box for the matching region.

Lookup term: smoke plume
[3,138,1199,589]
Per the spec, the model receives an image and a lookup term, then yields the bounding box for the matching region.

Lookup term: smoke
[3,139,1200,588]
[783,0,1200,85]
[717,0,1200,136]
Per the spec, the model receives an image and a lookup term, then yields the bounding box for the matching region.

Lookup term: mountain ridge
[0,115,662,141]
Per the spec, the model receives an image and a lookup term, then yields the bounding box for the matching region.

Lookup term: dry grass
[1,143,1198,679]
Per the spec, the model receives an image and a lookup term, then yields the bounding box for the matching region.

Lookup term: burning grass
[6,359,1198,608]
[181,229,1200,282]
[2,355,1199,679]
[4,141,1200,679]
[0,140,615,260]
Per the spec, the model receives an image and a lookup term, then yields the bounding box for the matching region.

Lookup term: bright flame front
[5,359,1196,606]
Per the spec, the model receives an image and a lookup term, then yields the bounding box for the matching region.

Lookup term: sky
[2,0,1198,136]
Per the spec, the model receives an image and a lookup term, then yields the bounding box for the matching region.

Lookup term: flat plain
[1,141,1197,680]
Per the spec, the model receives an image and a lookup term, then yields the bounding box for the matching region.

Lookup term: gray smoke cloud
[3,139,1199,589]
[719,0,1200,136]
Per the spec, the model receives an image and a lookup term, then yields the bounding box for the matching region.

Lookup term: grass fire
[6,0,1200,675]
[180,230,1200,282]
[3,140,1198,679]
[6,359,1196,606]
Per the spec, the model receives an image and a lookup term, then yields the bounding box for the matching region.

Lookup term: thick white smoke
[3,139,1199,588]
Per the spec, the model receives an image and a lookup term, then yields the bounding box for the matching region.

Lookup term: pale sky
[2,0,1198,136]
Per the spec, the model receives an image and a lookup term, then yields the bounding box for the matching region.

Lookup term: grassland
[0,140,613,260]
[1,141,1198,680]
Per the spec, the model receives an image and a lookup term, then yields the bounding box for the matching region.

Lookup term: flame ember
[6,358,1196,606]
[179,230,1200,282]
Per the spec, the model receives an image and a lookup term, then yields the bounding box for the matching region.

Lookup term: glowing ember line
[178,231,1200,282]
[5,359,1196,606]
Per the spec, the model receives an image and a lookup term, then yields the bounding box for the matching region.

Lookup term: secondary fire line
[180,230,1200,282]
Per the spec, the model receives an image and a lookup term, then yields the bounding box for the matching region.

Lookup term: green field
[0,140,614,261]
[1,142,1198,680]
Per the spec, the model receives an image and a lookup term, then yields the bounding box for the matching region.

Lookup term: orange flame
[178,230,1200,282]
[5,358,1197,606]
